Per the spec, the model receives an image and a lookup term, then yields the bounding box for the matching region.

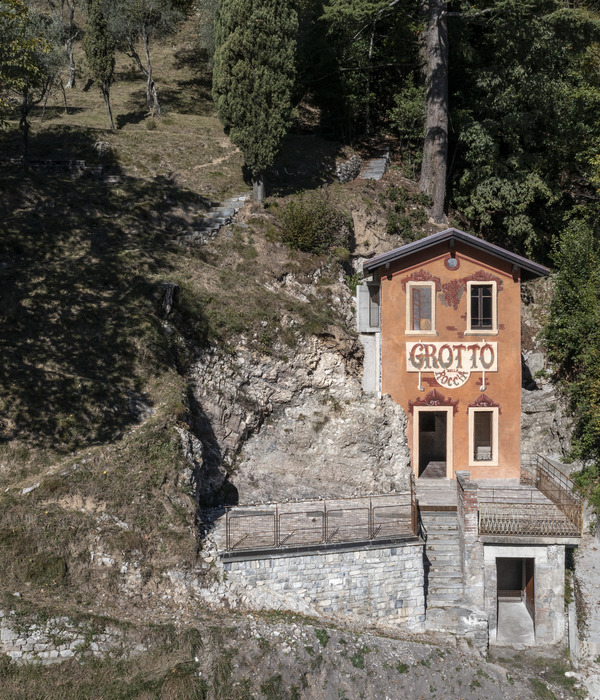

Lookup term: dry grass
[0,13,354,627]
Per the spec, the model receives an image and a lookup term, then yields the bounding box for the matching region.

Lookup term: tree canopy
[0,0,50,123]
[108,0,191,116]
[449,0,600,257]
[212,0,298,200]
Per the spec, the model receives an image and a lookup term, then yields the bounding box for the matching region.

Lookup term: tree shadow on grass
[0,128,213,451]
[264,133,346,196]
[165,46,214,116]
[160,77,213,117]
[116,109,150,130]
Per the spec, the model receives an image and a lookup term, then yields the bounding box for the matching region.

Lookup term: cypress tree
[83,0,116,130]
[212,0,297,201]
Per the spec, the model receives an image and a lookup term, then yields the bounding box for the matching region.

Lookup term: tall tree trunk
[419,0,448,225]
[65,6,76,88]
[101,85,115,130]
[365,18,376,137]
[143,29,160,117]
[19,90,30,168]
[65,37,75,88]
[252,172,266,202]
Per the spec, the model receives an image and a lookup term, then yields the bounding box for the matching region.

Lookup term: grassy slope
[0,16,358,620]
[0,14,585,700]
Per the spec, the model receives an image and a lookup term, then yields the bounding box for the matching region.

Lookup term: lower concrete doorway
[496,557,535,646]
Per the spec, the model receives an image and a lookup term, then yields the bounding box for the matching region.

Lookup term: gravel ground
[201,611,586,700]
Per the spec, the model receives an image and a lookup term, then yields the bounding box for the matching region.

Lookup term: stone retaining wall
[0,610,143,665]
[336,155,363,183]
[222,540,425,630]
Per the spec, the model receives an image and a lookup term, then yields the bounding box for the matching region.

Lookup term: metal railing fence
[478,454,584,537]
[225,489,416,553]
[479,502,581,537]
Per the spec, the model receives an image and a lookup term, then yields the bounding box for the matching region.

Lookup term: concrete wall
[223,540,425,630]
[484,543,566,645]
[358,332,380,396]
[456,472,485,608]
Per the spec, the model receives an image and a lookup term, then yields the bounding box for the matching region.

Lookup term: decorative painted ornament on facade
[408,389,460,414]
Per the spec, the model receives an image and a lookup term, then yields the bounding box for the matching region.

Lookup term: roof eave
[362,228,549,279]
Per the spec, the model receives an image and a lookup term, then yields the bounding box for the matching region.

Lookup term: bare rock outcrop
[187,328,410,505]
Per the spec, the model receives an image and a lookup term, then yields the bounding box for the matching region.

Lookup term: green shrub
[278,190,352,254]
[315,628,330,647]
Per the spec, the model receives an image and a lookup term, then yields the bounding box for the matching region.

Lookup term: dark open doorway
[418,411,447,478]
[496,557,535,644]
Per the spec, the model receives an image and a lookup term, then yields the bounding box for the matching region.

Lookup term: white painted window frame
[465,281,498,335]
[405,281,437,336]
[468,406,499,467]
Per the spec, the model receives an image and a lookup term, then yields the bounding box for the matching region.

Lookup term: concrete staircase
[415,480,464,609]
[420,509,464,608]
[170,193,251,248]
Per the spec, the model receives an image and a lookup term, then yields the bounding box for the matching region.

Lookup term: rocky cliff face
[520,279,574,462]
[179,253,573,509]
[186,327,411,505]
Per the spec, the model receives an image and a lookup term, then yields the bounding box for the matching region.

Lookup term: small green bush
[315,628,330,647]
[387,210,412,237]
[278,190,352,254]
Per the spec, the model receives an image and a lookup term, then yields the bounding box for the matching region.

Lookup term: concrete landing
[496,600,535,647]
[415,479,458,508]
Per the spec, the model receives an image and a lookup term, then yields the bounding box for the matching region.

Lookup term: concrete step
[420,515,458,524]
[428,583,463,594]
[426,561,460,571]
[426,542,459,550]
[426,592,465,604]
[426,563,460,573]
[420,513,458,523]
[426,569,463,580]
[424,536,459,545]
[422,525,459,535]
[426,569,462,579]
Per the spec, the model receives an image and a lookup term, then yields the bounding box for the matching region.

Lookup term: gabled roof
[363,228,549,280]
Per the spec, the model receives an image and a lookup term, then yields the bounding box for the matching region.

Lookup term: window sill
[464,329,499,336]
[405,330,438,336]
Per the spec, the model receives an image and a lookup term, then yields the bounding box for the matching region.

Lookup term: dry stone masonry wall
[0,610,141,665]
[222,541,425,631]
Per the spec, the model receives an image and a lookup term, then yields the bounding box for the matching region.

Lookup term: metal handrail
[225,491,417,552]
[476,455,585,537]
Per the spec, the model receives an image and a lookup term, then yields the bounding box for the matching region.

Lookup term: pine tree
[212,0,297,201]
[83,0,116,130]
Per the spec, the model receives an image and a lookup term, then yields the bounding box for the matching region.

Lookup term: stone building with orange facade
[357,227,549,481]
[358,228,584,648]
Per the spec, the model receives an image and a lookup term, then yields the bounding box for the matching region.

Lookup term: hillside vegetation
[0,6,594,698]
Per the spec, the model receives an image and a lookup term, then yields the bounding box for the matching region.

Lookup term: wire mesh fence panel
[372,503,413,538]
[479,503,580,537]
[326,507,370,543]
[278,511,324,546]
[227,513,276,551]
